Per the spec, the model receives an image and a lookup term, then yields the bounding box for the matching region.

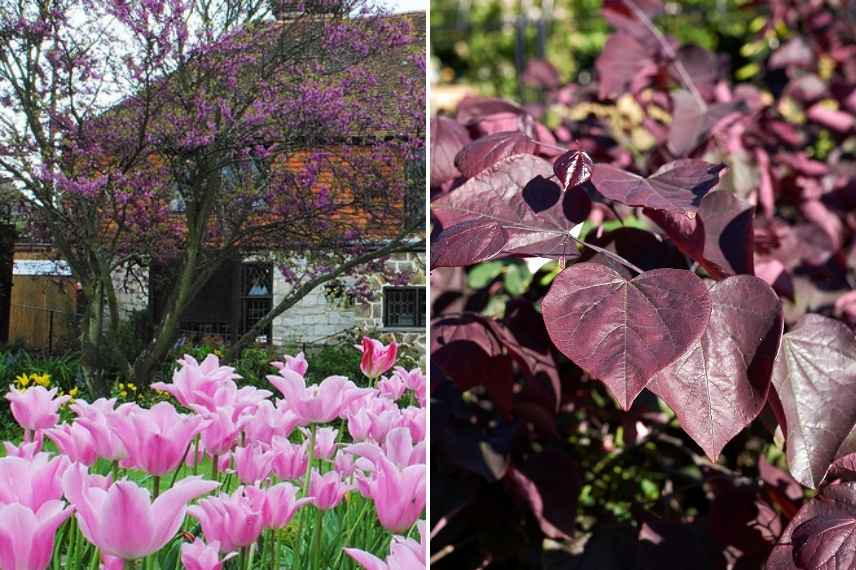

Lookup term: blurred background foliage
[432,0,772,105]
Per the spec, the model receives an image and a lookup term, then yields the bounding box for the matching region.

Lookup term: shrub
[430,0,856,568]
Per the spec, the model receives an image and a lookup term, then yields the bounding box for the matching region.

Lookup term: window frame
[382,285,425,330]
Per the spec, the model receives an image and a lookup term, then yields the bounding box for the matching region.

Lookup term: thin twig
[568,233,645,275]
[624,0,707,110]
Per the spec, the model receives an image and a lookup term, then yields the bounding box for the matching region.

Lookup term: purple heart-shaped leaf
[590,159,724,213]
[772,314,856,489]
[430,220,507,268]
[668,90,744,156]
[649,275,783,460]
[455,131,537,179]
[768,483,856,570]
[645,189,755,279]
[430,116,470,188]
[432,154,591,261]
[541,262,712,409]
[595,32,659,100]
[553,149,593,191]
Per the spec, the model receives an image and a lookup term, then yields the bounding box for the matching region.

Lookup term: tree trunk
[78,282,110,397]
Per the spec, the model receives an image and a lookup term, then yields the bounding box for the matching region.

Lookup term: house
[9,10,426,353]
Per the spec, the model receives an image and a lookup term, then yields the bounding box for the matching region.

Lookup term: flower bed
[0,337,426,570]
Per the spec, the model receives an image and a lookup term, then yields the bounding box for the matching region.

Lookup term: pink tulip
[308,470,350,510]
[270,352,308,376]
[151,354,240,410]
[347,408,372,441]
[385,426,426,467]
[359,455,425,533]
[394,367,426,405]
[270,438,308,481]
[233,444,275,484]
[267,372,369,424]
[400,407,426,443]
[334,450,356,478]
[344,520,425,570]
[238,401,300,446]
[108,402,205,476]
[45,422,99,465]
[346,399,402,442]
[70,397,118,419]
[378,374,406,401]
[186,382,271,417]
[3,439,41,459]
[367,409,403,443]
[313,427,338,460]
[63,464,219,561]
[188,487,265,553]
[358,337,398,379]
[244,482,311,529]
[0,454,68,511]
[341,388,377,417]
[198,407,241,457]
[347,427,424,469]
[228,385,273,414]
[5,386,70,436]
[100,554,124,570]
[0,501,72,570]
[181,538,236,570]
[73,399,126,461]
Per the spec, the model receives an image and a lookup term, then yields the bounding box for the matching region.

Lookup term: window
[221,159,268,210]
[168,183,187,213]
[383,286,425,329]
[240,263,273,342]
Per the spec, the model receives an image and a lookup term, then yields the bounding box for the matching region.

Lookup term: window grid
[383,286,425,328]
[240,263,273,341]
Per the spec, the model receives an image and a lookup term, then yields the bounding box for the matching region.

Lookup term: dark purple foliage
[645,189,756,279]
[771,314,856,489]
[590,159,725,212]
[541,263,711,409]
[431,116,471,190]
[553,149,593,191]
[430,0,856,567]
[648,275,783,460]
[432,154,591,264]
[455,131,537,179]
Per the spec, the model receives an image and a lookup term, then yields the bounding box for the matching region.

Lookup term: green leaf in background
[468,260,505,289]
[538,261,562,286]
[640,479,660,501]
[503,263,532,296]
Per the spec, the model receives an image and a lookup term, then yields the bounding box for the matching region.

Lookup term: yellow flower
[33,373,51,387]
[119,390,128,398]
[127,383,137,392]
[14,374,30,387]
[68,387,79,398]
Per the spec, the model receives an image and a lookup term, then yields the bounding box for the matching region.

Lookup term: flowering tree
[0,0,425,393]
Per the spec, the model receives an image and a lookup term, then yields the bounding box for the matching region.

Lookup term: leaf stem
[568,234,645,275]
[295,425,317,566]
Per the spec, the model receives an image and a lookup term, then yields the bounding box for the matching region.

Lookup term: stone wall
[108,250,427,348]
[271,250,426,346]
[112,265,149,317]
